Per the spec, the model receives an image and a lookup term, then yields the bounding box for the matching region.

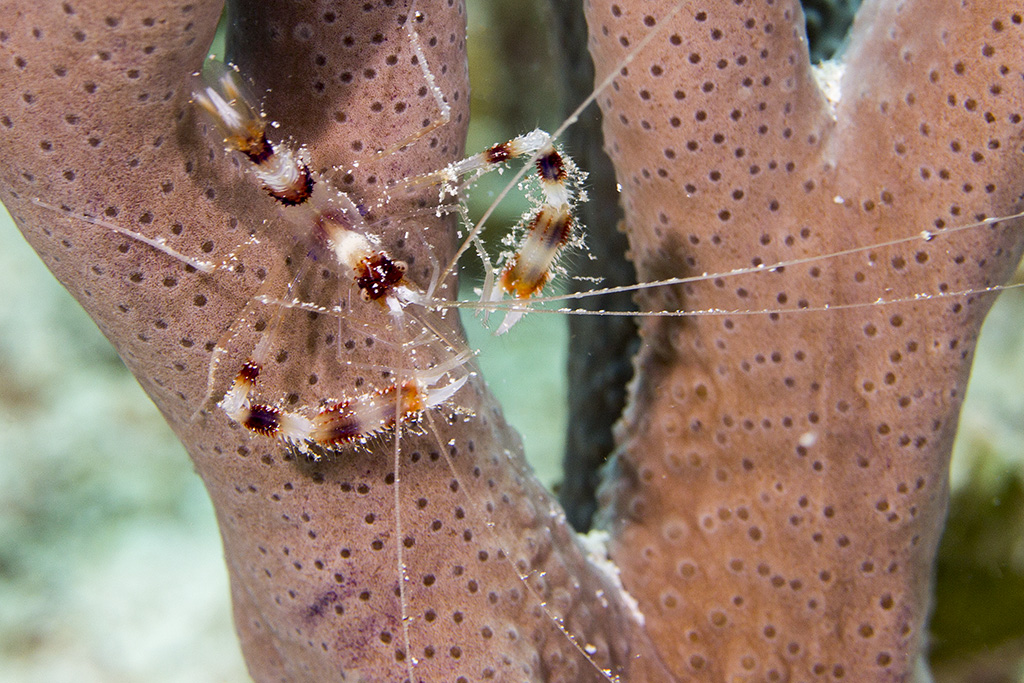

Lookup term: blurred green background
[1,1,1023,681]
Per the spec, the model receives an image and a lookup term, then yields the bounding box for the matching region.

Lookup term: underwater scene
[1,0,1023,681]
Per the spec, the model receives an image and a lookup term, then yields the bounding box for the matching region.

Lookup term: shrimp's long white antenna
[447,209,1024,312]
[446,283,1022,320]
[31,198,223,273]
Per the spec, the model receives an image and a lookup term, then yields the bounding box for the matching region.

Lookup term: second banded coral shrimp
[393,127,589,335]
